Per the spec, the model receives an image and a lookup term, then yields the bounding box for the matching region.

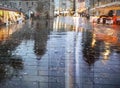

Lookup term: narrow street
[0,16,120,88]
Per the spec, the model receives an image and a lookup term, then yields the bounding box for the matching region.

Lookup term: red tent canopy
[0,6,20,12]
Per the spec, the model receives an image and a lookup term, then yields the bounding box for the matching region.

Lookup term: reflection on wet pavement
[0,17,120,88]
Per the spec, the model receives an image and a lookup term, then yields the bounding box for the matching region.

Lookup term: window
[32,2,34,5]
[116,10,120,16]
[26,2,28,6]
[19,2,21,5]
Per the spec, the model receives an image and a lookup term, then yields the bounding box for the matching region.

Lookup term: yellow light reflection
[0,24,22,42]
[103,49,110,60]
[91,33,96,47]
[78,27,84,32]
[102,43,111,60]
[64,24,66,29]
[0,27,11,41]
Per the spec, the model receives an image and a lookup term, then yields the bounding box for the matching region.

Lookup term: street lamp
[73,0,76,14]
[28,7,31,19]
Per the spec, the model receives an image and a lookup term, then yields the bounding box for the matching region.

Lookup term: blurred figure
[113,14,117,24]
[46,12,49,19]
[86,14,90,20]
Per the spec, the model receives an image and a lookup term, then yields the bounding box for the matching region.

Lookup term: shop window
[0,10,3,16]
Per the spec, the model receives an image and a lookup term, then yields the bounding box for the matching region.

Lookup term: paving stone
[0,17,120,88]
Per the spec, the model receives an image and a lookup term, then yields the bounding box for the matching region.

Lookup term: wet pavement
[0,16,120,88]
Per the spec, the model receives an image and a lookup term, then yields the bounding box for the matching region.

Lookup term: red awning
[0,6,19,12]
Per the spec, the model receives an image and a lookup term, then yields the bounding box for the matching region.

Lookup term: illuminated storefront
[90,0,120,16]
[0,7,24,26]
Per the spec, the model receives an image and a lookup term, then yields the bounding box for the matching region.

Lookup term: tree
[36,0,50,17]
[36,1,44,13]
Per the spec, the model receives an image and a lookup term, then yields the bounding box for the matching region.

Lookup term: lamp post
[73,0,76,14]
[92,0,95,15]
[59,0,60,15]
[98,0,99,6]
[28,7,31,19]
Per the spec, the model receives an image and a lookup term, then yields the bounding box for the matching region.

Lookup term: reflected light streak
[65,23,67,30]
[0,24,21,41]
[102,43,111,60]
[91,33,96,47]
[75,17,79,32]
[65,33,74,88]
[53,17,59,31]
[79,27,84,32]
[103,50,110,60]
[75,32,82,88]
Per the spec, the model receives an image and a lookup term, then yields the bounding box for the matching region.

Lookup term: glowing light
[102,43,111,60]
[91,34,96,47]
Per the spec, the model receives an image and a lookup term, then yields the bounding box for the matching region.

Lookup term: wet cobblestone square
[0,17,120,88]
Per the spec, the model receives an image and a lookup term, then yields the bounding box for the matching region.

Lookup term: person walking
[46,12,49,19]
[112,14,117,24]
[86,14,90,20]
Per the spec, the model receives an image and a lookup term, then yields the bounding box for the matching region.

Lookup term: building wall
[59,0,66,11]
[66,0,72,10]
[89,0,120,16]
[85,0,90,13]
[50,0,54,18]
[0,0,54,18]
[0,0,38,18]
[12,0,38,17]
[37,0,54,18]
[90,0,120,8]
[79,0,86,13]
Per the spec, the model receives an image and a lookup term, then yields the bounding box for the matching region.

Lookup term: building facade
[59,0,67,11]
[0,0,38,18]
[0,0,54,18]
[50,0,54,18]
[77,0,86,13]
[90,0,120,16]
[75,0,120,17]
[36,0,54,18]
[56,0,72,15]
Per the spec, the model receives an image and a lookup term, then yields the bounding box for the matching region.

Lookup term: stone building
[50,0,54,18]
[37,0,54,18]
[89,0,120,16]
[0,0,38,18]
[57,0,72,11]
[0,0,54,18]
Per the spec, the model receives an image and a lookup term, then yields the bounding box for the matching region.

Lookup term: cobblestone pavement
[0,17,120,88]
